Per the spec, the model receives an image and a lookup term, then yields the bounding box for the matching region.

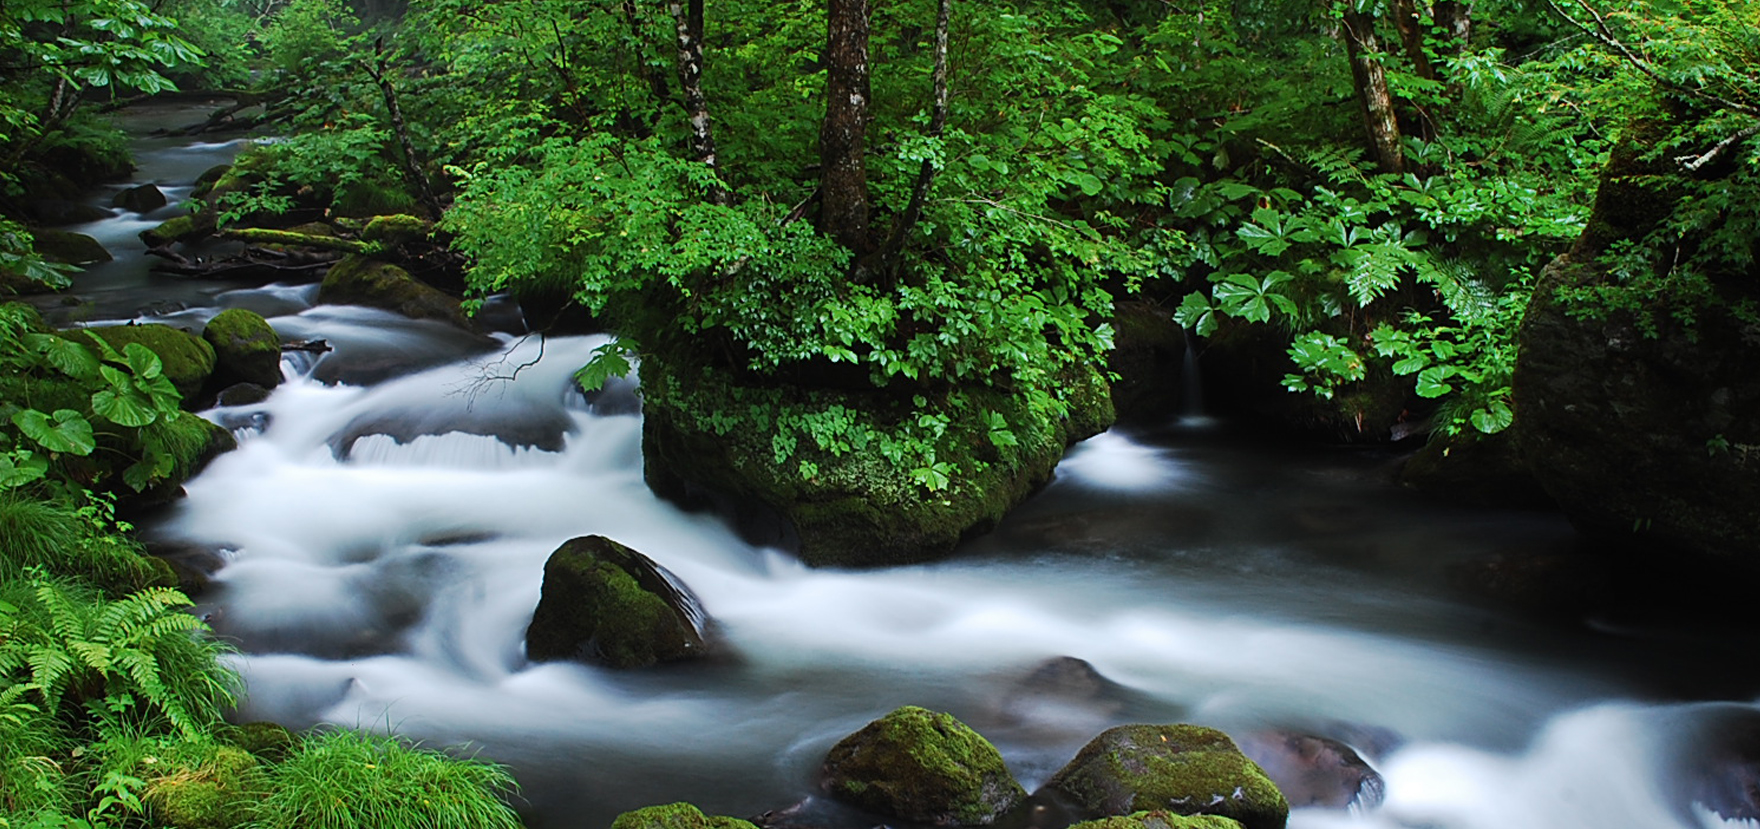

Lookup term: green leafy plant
[251,729,523,829]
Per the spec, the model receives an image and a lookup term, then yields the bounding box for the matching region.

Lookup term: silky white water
[141,318,1760,829]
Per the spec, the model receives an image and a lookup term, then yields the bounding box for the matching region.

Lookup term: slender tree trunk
[669,0,728,205]
[882,0,951,260]
[821,0,873,253]
[1390,0,1438,82]
[1433,1,1471,56]
[363,50,443,217]
[625,0,670,103]
[1339,4,1407,174]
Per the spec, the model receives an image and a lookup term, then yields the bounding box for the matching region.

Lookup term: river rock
[28,199,112,225]
[67,323,217,403]
[1513,117,1760,571]
[141,213,217,248]
[1041,724,1288,829]
[113,183,168,213]
[641,358,1114,568]
[203,308,283,389]
[1235,731,1383,810]
[1067,812,1245,829]
[33,228,112,265]
[524,535,709,668]
[822,705,1026,826]
[318,254,477,332]
[611,803,759,829]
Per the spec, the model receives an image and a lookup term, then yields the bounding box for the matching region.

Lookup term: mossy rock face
[203,308,282,389]
[610,802,760,829]
[1042,725,1288,829]
[32,228,112,265]
[524,535,709,668]
[1514,117,1760,570]
[823,706,1026,826]
[143,744,263,829]
[361,213,433,247]
[67,323,217,403]
[1068,811,1244,829]
[318,254,476,331]
[142,212,218,247]
[641,358,1115,568]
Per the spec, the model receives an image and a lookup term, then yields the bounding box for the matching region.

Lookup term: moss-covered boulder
[33,228,112,265]
[822,706,1026,826]
[142,744,264,829]
[1513,117,1760,570]
[610,803,760,829]
[641,358,1114,568]
[203,308,282,389]
[318,254,476,331]
[1068,812,1244,829]
[225,721,299,763]
[67,323,216,403]
[141,212,218,248]
[1041,725,1288,829]
[524,535,709,668]
[361,213,433,247]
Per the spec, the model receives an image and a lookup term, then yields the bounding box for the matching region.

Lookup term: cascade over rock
[524,535,710,669]
[1513,118,1760,569]
[640,357,1115,568]
[1041,724,1288,829]
[821,705,1026,826]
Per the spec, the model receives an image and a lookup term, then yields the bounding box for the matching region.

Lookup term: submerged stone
[524,535,709,668]
[822,705,1026,825]
[1235,731,1383,810]
[1042,724,1288,829]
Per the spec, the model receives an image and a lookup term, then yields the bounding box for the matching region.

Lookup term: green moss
[318,254,476,331]
[224,721,299,762]
[32,229,112,265]
[822,705,1025,825]
[203,308,282,388]
[1069,811,1245,829]
[68,324,217,402]
[610,802,761,829]
[1045,725,1287,829]
[525,535,706,668]
[143,213,218,247]
[143,744,264,829]
[361,213,434,246]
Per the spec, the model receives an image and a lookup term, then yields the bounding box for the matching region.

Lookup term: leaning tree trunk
[1339,4,1407,175]
[670,0,728,205]
[821,0,873,254]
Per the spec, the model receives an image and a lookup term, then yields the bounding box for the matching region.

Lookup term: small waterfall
[1180,326,1212,426]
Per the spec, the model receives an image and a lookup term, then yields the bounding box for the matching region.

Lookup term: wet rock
[141,212,217,247]
[33,228,112,265]
[214,383,272,408]
[1399,427,1552,509]
[1235,731,1383,810]
[1067,811,1245,829]
[202,308,283,390]
[990,657,1137,743]
[113,183,168,213]
[318,254,477,332]
[28,199,112,225]
[1040,724,1288,829]
[360,213,433,247]
[1110,299,1189,425]
[611,803,760,829]
[66,323,216,402]
[525,535,710,668]
[822,705,1026,826]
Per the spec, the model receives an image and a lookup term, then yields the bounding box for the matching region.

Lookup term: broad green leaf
[1472,400,1514,434]
[12,408,96,455]
[0,451,49,489]
[24,334,100,378]
[123,343,164,380]
[92,389,157,427]
[1415,366,1455,398]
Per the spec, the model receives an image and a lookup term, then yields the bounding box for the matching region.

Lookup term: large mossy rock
[141,744,264,829]
[33,228,112,265]
[822,706,1026,826]
[203,308,283,389]
[641,358,1115,568]
[1068,812,1244,829]
[610,803,759,829]
[68,323,216,402]
[142,212,218,247]
[1513,119,1760,568]
[524,535,709,668]
[318,254,476,331]
[1041,725,1288,829]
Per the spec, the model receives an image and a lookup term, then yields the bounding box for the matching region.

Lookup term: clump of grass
[0,492,169,593]
[252,729,523,829]
[0,684,78,819]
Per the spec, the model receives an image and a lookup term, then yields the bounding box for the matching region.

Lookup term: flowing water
[46,106,1760,829]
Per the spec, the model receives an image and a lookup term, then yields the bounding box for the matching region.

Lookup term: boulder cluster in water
[527,537,1382,829]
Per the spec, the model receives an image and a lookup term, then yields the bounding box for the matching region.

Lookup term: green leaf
[0,451,49,489]
[1172,293,1217,337]
[1415,366,1455,398]
[24,334,100,379]
[12,408,96,455]
[92,389,157,427]
[122,343,164,380]
[1471,400,1514,434]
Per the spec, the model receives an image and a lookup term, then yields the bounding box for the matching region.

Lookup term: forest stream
[41,102,1760,829]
